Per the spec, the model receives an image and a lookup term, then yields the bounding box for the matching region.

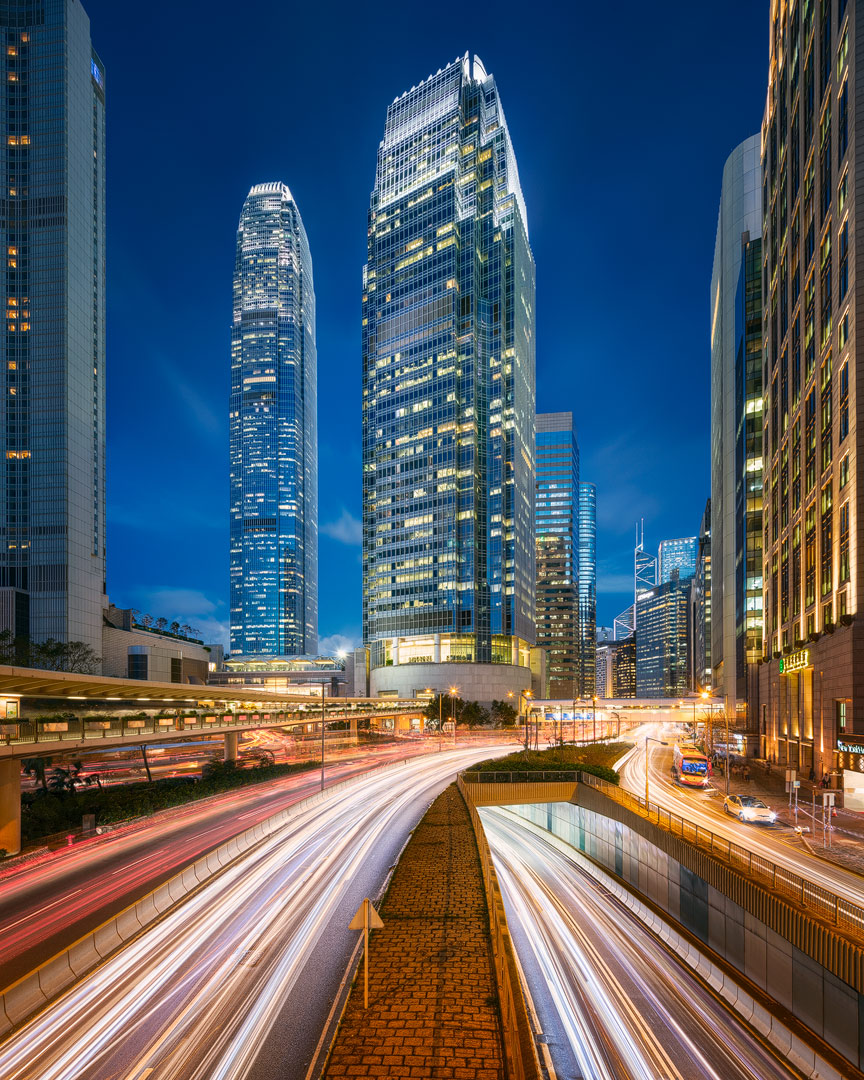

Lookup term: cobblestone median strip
[323,785,508,1080]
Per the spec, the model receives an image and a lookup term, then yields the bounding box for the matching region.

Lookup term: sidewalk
[323,784,505,1080]
[713,759,864,876]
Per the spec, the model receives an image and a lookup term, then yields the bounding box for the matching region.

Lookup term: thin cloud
[321,508,362,545]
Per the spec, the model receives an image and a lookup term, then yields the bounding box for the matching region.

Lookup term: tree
[22,756,52,793]
[27,639,101,674]
[490,700,518,727]
[169,621,180,636]
[154,617,168,632]
[422,693,460,730]
[460,700,490,728]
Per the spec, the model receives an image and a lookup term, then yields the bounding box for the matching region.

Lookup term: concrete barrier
[0,752,418,1039]
[497,809,852,1080]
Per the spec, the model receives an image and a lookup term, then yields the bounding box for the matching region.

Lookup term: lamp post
[320,680,326,792]
[592,696,597,743]
[511,689,532,750]
[645,735,668,817]
[449,686,459,745]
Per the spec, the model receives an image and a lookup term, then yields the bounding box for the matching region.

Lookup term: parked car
[723,793,777,824]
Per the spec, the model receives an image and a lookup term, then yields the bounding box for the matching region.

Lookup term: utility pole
[320,680,326,791]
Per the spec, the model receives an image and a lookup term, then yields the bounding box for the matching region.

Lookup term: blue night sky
[89,0,768,652]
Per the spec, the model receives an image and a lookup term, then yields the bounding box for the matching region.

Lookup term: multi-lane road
[482,806,802,1080]
[619,729,864,907]
[0,745,510,1080]
[0,739,475,987]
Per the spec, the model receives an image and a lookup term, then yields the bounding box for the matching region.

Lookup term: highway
[0,745,508,1080]
[0,738,465,987]
[619,727,864,907]
[481,807,801,1080]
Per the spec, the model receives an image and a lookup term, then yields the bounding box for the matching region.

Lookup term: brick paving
[323,784,505,1080]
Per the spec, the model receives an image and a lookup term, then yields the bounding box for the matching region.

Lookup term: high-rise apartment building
[578,481,597,695]
[757,2,860,778]
[0,0,106,657]
[658,536,698,584]
[362,55,537,701]
[711,134,763,720]
[535,413,579,697]
[229,183,318,658]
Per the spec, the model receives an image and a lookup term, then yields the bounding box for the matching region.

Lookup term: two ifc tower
[230,55,542,704]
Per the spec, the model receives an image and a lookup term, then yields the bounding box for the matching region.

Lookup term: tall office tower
[595,640,612,698]
[711,134,763,723]
[0,1,106,658]
[578,481,597,695]
[635,574,691,697]
[362,55,537,702]
[635,524,657,601]
[612,637,637,698]
[535,413,579,698]
[613,604,635,641]
[658,536,698,583]
[691,499,712,691]
[229,183,318,658]
[757,1,863,779]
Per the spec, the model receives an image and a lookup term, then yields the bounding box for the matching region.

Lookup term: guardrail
[460,769,864,940]
[457,774,542,1080]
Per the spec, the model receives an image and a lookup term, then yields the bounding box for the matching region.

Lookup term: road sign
[349,898,383,1008]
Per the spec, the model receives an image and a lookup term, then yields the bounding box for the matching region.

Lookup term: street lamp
[645,735,669,817]
[449,686,459,745]
[592,696,597,743]
[510,689,532,750]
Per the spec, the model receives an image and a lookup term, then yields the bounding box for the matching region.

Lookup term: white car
[723,794,777,824]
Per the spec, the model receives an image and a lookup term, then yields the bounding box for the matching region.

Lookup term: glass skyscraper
[635,576,691,698]
[0,0,105,657]
[229,183,318,658]
[535,413,579,697]
[362,55,536,700]
[578,481,597,695]
[658,536,698,584]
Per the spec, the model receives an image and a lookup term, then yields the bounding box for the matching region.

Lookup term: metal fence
[461,768,864,939]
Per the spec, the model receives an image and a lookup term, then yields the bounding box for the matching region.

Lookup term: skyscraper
[691,499,712,691]
[0,0,106,658]
[710,134,763,719]
[578,481,597,695]
[635,525,657,601]
[635,575,691,698]
[757,3,859,778]
[362,55,537,701]
[658,536,698,584]
[535,413,579,698]
[229,183,318,658]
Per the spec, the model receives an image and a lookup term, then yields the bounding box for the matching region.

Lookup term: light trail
[619,727,864,906]
[481,807,801,1080]
[0,746,508,1080]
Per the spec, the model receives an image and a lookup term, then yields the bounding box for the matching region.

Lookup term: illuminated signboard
[837,739,864,773]
[778,649,810,674]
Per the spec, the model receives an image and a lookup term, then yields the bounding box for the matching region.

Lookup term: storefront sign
[836,739,864,772]
[779,649,810,673]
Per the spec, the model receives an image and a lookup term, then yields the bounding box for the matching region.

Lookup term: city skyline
[81,0,767,650]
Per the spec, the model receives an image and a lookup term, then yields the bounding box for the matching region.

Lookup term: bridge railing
[461,768,864,939]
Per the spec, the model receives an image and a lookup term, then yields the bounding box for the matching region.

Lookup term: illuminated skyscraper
[0,0,106,657]
[362,55,537,701]
[578,481,597,695]
[535,413,579,697]
[229,183,318,657]
[658,536,698,583]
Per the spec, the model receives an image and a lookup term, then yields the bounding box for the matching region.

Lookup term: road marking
[3,889,83,930]
[111,856,150,875]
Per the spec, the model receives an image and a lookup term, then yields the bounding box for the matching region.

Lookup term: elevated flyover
[0,664,426,853]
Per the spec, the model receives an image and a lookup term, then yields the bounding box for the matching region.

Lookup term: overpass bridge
[0,664,431,853]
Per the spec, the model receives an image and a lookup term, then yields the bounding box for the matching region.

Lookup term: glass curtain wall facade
[362,54,536,686]
[635,576,691,697]
[757,1,861,775]
[229,183,318,658]
[0,0,106,657]
[535,413,579,697]
[692,498,712,690]
[658,536,698,583]
[578,481,597,696]
[711,134,763,715]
